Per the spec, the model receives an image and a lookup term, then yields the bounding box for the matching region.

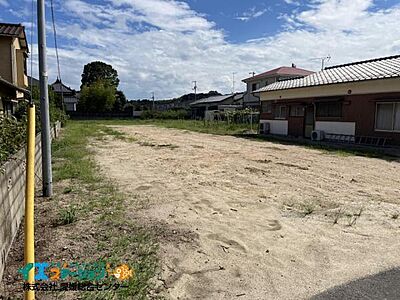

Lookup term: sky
[1,0,400,99]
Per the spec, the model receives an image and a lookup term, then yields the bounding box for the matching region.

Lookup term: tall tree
[81,61,120,88]
[113,90,127,112]
[78,80,116,112]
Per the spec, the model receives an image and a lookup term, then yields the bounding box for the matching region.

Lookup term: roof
[242,66,314,82]
[0,23,24,36]
[0,76,30,95]
[51,79,75,93]
[256,55,400,93]
[0,23,29,52]
[190,94,235,106]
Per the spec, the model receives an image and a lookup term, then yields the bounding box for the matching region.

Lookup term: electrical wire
[29,0,34,106]
[50,0,65,111]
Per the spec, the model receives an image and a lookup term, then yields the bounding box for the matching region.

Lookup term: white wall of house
[315,121,356,135]
[260,119,288,135]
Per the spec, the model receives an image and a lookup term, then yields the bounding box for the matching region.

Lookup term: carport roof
[190,94,234,106]
[255,55,400,93]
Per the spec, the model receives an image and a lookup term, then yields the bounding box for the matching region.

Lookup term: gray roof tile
[256,55,400,93]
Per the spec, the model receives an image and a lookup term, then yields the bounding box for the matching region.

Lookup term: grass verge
[52,121,159,299]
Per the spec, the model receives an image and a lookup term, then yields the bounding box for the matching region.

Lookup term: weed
[333,208,343,224]
[300,202,316,216]
[354,207,364,217]
[58,206,77,225]
[62,187,72,194]
[392,213,399,220]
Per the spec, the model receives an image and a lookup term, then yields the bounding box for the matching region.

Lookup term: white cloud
[236,7,268,22]
[0,0,9,7]
[283,0,301,6]
[33,0,400,99]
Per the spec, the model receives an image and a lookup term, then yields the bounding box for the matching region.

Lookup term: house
[256,55,400,145]
[0,23,29,115]
[51,78,79,112]
[242,64,314,110]
[190,93,244,119]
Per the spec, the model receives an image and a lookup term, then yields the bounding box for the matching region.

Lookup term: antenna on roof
[310,55,331,70]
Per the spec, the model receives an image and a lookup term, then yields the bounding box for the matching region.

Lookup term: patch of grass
[52,121,159,299]
[62,187,73,194]
[57,206,77,225]
[300,201,316,216]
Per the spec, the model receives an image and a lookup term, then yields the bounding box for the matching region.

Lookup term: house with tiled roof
[51,78,79,112]
[242,64,314,110]
[255,55,400,145]
[0,23,30,115]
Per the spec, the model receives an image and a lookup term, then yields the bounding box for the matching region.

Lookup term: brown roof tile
[0,23,24,37]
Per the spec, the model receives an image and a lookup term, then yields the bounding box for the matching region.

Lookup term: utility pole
[232,73,234,94]
[38,0,53,197]
[151,92,155,111]
[192,81,197,101]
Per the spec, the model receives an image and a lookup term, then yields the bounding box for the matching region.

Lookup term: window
[275,105,287,119]
[375,102,400,132]
[261,101,272,113]
[290,105,304,117]
[316,102,342,118]
[251,83,259,92]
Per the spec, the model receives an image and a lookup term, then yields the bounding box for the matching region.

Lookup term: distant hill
[128,91,222,111]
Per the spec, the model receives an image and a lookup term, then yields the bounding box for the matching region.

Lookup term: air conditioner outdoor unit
[260,123,270,134]
[311,130,325,141]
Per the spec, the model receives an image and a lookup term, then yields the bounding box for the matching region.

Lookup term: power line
[50,0,65,111]
[29,0,35,105]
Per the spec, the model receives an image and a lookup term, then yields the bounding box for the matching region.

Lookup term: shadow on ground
[311,267,400,300]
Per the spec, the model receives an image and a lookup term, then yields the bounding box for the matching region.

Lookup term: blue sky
[1,0,400,99]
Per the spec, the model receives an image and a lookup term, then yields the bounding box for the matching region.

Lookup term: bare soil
[92,125,400,300]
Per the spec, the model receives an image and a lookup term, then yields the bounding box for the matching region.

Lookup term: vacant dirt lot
[93,125,400,300]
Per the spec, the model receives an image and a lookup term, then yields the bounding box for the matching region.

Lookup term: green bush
[0,115,27,164]
[0,86,68,165]
[141,109,190,120]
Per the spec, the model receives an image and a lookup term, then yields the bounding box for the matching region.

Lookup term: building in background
[51,78,79,112]
[190,93,244,119]
[242,65,314,110]
[0,23,29,115]
[256,55,400,145]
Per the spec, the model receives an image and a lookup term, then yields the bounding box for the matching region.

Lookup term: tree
[113,90,127,112]
[78,80,116,112]
[81,61,119,88]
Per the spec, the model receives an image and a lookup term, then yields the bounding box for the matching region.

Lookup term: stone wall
[0,122,61,280]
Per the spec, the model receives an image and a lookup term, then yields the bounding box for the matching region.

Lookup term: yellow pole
[24,104,36,300]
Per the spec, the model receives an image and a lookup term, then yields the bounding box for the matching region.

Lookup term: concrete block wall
[0,121,61,281]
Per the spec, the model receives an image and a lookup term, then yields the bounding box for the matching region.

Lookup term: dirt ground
[93,125,400,300]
